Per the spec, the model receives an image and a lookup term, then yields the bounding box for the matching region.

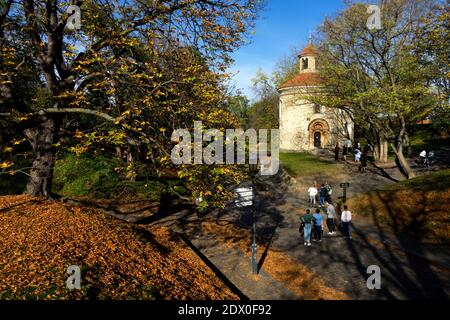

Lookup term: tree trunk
[382,140,388,162]
[404,132,413,157]
[126,145,136,182]
[373,138,388,163]
[391,143,416,180]
[115,146,122,159]
[24,116,58,197]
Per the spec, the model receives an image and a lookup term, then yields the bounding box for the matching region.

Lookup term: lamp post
[340,183,350,203]
[248,162,259,275]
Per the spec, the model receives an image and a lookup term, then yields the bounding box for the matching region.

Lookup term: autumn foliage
[0,195,238,300]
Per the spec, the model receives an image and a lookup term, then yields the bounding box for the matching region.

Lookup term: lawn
[0,153,184,204]
[346,169,450,244]
[280,152,342,177]
[410,126,450,156]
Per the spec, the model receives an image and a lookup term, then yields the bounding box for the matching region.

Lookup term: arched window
[302,58,309,70]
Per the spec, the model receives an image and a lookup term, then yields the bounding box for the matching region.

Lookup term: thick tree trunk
[23,116,58,197]
[391,143,416,180]
[373,138,388,163]
[404,132,413,157]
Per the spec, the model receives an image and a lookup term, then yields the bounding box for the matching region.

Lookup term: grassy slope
[410,127,450,156]
[0,154,181,202]
[0,195,237,300]
[347,170,450,244]
[53,153,167,201]
[280,152,341,177]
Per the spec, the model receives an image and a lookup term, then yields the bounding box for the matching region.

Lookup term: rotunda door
[314,132,322,148]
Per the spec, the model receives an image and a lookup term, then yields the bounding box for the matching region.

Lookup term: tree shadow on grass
[343,190,449,299]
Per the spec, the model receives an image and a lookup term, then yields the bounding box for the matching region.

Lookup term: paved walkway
[140,163,450,300]
[189,234,298,300]
[143,207,301,300]
[253,163,450,300]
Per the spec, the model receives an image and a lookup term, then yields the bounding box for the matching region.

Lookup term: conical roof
[299,42,318,57]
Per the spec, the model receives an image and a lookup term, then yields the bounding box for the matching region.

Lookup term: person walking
[354,148,362,163]
[341,205,352,239]
[343,139,352,161]
[334,143,340,161]
[427,151,435,166]
[319,184,328,207]
[308,184,318,207]
[313,181,320,204]
[325,182,333,203]
[312,208,324,242]
[301,209,314,246]
[326,202,336,235]
[360,150,368,173]
[420,150,427,167]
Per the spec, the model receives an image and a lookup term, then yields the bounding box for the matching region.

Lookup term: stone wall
[279,87,353,152]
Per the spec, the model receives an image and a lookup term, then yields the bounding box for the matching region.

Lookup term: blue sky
[229,0,345,100]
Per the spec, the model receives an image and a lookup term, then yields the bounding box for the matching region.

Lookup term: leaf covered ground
[0,195,238,300]
[346,170,450,244]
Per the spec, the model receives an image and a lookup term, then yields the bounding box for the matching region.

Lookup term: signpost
[340,183,350,203]
[234,187,253,208]
[234,185,258,275]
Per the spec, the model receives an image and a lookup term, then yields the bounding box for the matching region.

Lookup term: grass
[346,169,450,244]
[410,126,450,156]
[1,153,185,204]
[280,152,341,177]
[52,153,169,201]
[0,157,32,195]
[382,170,450,193]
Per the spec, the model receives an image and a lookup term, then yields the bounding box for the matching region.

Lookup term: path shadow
[370,163,400,183]
[342,190,449,299]
[0,199,42,213]
[178,233,250,300]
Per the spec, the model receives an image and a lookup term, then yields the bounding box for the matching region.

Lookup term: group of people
[299,203,353,247]
[334,140,370,173]
[307,182,333,207]
[419,150,435,167]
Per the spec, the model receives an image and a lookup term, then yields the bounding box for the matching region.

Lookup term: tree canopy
[308,0,448,178]
[0,0,265,207]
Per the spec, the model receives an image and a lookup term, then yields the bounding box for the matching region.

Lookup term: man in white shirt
[420,150,427,166]
[341,205,352,239]
[308,185,318,207]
